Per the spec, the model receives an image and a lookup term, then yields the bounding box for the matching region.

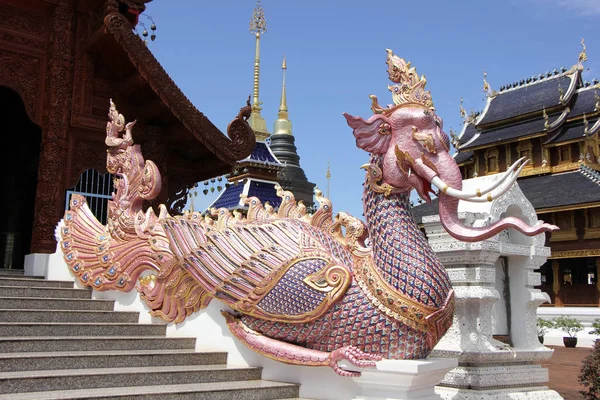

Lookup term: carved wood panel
[0,50,42,122]
[31,0,76,254]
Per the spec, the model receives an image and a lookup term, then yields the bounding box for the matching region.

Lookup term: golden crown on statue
[370,49,435,115]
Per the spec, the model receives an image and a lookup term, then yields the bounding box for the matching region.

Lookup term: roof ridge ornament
[579,38,588,64]
[449,128,460,148]
[483,71,498,98]
[369,49,434,115]
[459,97,467,120]
[594,86,600,112]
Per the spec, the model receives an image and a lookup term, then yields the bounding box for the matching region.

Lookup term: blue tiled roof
[478,75,573,126]
[458,123,478,148]
[247,142,280,164]
[210,183,244,209]
[545,120,597,145]
[518,171,600,210]
[247,181,281,208]
[570,88,598,117]
[454,151,474,165]
[461,117,546,150]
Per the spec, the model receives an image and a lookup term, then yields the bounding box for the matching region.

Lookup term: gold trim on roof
[537,201,600,214]
[551,249,600,259]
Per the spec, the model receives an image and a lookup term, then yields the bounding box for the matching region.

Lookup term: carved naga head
[344,49,558,242]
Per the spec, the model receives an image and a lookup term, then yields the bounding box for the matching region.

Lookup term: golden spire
[273,54,293,135]
[279,54,288,115]
[248,0,269,141]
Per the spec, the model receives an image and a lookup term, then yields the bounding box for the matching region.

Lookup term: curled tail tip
[220,310,237,323]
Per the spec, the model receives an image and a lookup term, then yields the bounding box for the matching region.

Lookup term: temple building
[413,40,600,307]
[0,0,255,269]
[209,0,315,211]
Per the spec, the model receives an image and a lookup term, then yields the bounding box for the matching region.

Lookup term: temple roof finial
[248,0,269,141]
[249,0,267,36]
[459,97,467,121]
[273,54,292,135]
[579,38,588,64]
[483,71,490,93]
[279,54,288,115]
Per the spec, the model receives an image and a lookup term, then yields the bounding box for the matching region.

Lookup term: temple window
[589,208,600,228]
[484,147,499,174]
[516,140,533,166]
[555,211,572,230]
[558,145,571,163]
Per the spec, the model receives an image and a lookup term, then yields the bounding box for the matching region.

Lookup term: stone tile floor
[540,345,592,399]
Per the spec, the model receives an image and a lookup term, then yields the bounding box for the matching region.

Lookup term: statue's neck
[363,184,416,247]
[362,157,426,283]
[362,156,417,242]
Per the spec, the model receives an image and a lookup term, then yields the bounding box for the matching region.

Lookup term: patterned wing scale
[163,215,353,323]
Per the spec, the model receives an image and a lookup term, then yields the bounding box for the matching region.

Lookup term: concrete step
[0,297,114,311]
[0,365,263,394]
[0,269,26,277]
[0,336,198,353]
[0,322,166,337]
[0,349,227,372]
[0,286,92,299]
[0,309,139,323]
[0,277,73,288]
[0,380,300,399]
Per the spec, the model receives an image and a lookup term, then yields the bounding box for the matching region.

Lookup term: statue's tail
[59,101,212,323]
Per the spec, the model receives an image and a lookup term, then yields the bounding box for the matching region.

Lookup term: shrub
[537,318,554,337]
[553,316,583,338]
[580,340,600,399]
[591,319,600,336]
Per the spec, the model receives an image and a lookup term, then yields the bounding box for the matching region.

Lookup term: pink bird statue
[60,49,557,377]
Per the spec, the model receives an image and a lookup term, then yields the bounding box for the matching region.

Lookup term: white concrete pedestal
[344,358,458,400]
[421,178,563,400]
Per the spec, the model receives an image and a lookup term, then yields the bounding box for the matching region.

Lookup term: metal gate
[65,169,114,224]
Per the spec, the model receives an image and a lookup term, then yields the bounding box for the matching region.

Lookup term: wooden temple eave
[517,162,582,177]
[464,132,547,152]
[535,201,600,214]
[550,247,600,259]
[543,138,583,148]
[566,110,600,123]
[476,103,566,131]
[90,8,255,166]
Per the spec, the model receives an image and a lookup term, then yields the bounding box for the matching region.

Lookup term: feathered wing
[163,206,354,323]
[60,101,368,324]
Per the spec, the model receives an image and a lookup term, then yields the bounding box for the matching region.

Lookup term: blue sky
[143,0,600,220]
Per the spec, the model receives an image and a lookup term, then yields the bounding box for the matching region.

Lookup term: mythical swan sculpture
[60,49,557,377]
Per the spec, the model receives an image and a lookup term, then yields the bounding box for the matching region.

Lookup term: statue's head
[344,49,558,241]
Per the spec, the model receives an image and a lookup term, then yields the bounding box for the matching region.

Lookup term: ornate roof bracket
[588,117,600,136]
[595,86,600,112]
[559,71,579,105]
[543,107,570,132]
